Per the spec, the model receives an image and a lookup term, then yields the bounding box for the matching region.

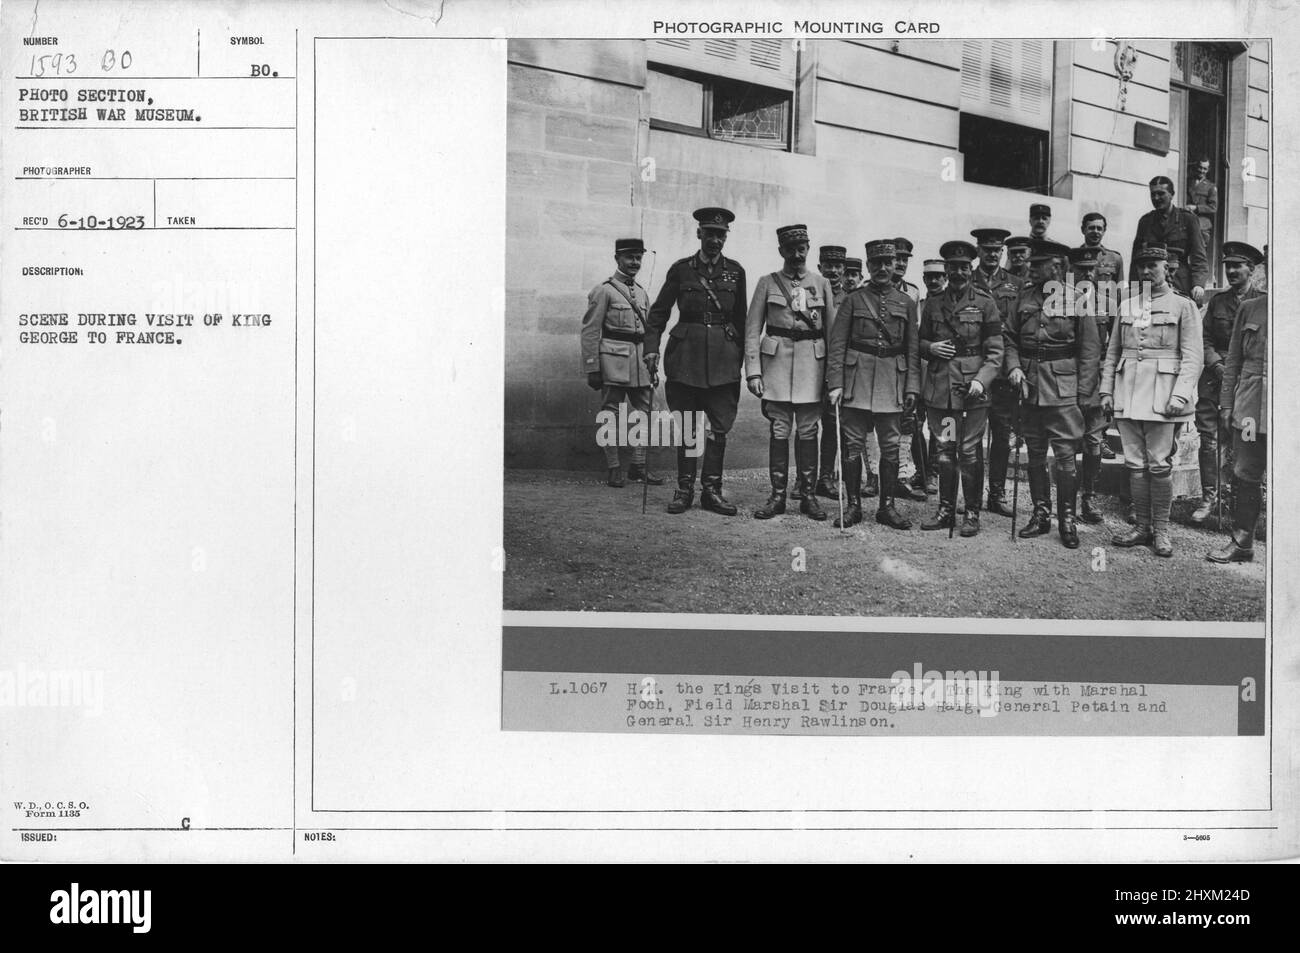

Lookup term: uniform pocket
[1050,359,1077,398]
[760,336,779,357]
[598,339,633,385]
[813,339,826,360]
[1153,358,1179,412]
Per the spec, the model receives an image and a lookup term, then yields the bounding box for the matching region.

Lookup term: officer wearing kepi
[825,239,921,529]
[843,256,863,292]
[1029,204,1052,241]
[1207,272,1268,563]
[970,227,1024,518]
[746,226,834,521]
[580,237,662,487]
[1191,241,1263,525]
[645,207,748,515]
[1005,239,1101,549]
[917,240,1004,536]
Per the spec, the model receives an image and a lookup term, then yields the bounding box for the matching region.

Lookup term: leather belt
[766,325,822,342]
[1020,343,1078,361]
[680,314,730,326]
[601,326,644,344]
[1120,348,1179,361]
[850,341,905,357]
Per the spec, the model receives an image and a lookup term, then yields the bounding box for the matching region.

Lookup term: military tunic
[645,252,748,440]
[646,252,747,389]
[1221,294,1268,485]
[1005,282,1101,473]
[918,284,1004,411]
[825,280,920,469]
[1101,288,1202,423]
[1187,177,1218,248]
[745,270,835,405]
[1194,285,1258,491]
[581,273,655,467]
[1130,207,1210,294]
[581,274,653,388]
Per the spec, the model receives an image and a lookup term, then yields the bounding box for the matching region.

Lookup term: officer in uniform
[746,226,834,521]
[1187,158,1219,253]
[1207,282,1268,563]
[843,256,863,292]
[1074,213,1124,462]
[645,207,747,515]
[1068,246,1114,523]
[1029,204,1052,241]
[970,227,1024,518]
[1191,241,1263,524]
[812,245,849,501]
[1005,235,1033,281]
[1005,239,1101,549]
[922,259,947,297]
[917,240,1004,536]
[1101,243,1202,557]
[581,237,662,487]
[825,239,921,529]
[1075,213,1125,287]
[891,237,922,305]
[1131,176,1209,304]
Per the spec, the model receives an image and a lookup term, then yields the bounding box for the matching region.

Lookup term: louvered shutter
[647,38,796,91]
[960,40,1053,130]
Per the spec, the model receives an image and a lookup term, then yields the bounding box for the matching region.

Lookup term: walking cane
[642,365,659,516]
[835,400,846,534]
[1213,422,1222,530]
[950,384,966,541]
[1010,391,1023,541]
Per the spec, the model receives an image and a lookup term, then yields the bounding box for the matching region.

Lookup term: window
[958,40,1053,192]
[646,39,795,150]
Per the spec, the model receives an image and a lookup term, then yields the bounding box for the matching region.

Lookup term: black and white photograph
[503,36,1270,621]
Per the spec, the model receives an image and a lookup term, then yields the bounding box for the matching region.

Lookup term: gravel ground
[503,468,1266,620]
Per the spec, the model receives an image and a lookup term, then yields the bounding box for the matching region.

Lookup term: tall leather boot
[921,450,957,530]
[1208,480,1260,563]
[754,437,788,519]
[1149,469,1174,557]
[834,457,863,528]
[960,460,982,537]
[1190,436,1218,524]
[876,458,912,529]
[666,448,697,514]
[1018,466,1052,537]
[1056,468,1080,549]
[1112,470,1153,546]
[986,432,1014,517]
[1079,452,1104,523]
[699,436,737,516]
[815,412,839,498]
[797,439,827,521]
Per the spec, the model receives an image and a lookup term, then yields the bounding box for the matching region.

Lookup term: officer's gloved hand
[967,380,985,401]
[587,372,603,390]
[1213,363,1225,382]
[828,387,843,406]
[746,376,764,398]
[645,353,659,372]
[903,394,917,415]
[1160,395,1187,418]
[1100,394,1114,416]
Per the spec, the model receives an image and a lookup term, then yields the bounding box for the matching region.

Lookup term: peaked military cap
[1005,234,1034,250]
[1164,243,1185,262]
[1220,242,1263,266]
[865,239,896,260]
[940,240,978,263]
[892,237,914,254]
[777,224,809,244]
[819,245,846,262]
[971,227,1012,247]
[1029,203,1052,218]
[693,207,735,230]
[1069,246,1099,267]
[1028,239,1071,261]
[614,237,645,254]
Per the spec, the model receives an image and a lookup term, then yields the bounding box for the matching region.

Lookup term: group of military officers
[580,176,1268,562]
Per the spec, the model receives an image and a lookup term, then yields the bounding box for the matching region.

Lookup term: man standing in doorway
[1187,158,1219,253]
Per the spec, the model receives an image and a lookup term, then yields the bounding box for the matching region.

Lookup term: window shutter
[960,39,1052,130]
[648,38,796,91]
